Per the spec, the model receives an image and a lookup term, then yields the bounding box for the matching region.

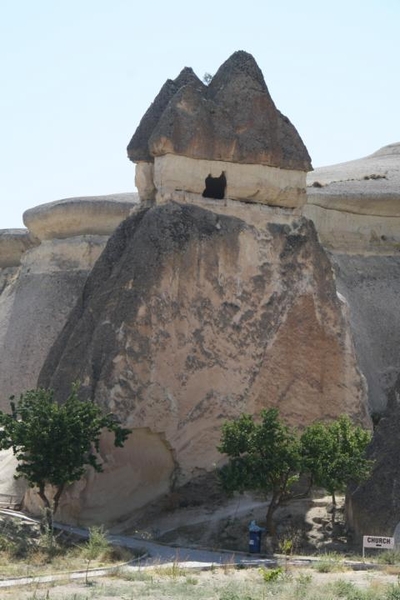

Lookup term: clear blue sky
[1,0,399,229]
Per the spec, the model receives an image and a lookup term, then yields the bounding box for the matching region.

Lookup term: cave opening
[202,172,226,200]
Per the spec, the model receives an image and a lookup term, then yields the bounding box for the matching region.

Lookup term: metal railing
[0,493,22,510]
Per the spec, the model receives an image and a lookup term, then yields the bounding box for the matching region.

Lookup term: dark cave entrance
[202,172,226,200]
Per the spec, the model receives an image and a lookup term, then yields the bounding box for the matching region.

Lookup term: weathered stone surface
[37,202,368,524]
[0,448,26,506]
[135,162,156,203]
[304,145,400,540]
[127,67,203,163]
[23,428,175,524]
[128,51,312,171]
[0,236,108,409]
[333,254,400,413]
[346,388,400,543]
[0,229,38,268]
[302,145,400,413]
[23,193,138,241]
[154,155,307,208]
[305,143,400,252]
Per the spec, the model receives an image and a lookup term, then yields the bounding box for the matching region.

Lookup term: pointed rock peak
[127,67,204,162]
[127,51,312,171]
[174,66,202,87]
[208,50,267,94]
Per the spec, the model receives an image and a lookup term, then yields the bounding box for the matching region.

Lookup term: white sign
[363,536,394,549]
[363,535,395,557]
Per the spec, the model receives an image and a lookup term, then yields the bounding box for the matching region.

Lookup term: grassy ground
[0,516,136,578]
[2,563,400,600]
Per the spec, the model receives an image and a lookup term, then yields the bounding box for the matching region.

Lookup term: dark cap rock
[127,67,204,163]
[128,51,312,171]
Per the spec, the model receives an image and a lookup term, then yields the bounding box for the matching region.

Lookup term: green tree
[301,415,373,524]
[0,385,131,523]
[218,408,302,535]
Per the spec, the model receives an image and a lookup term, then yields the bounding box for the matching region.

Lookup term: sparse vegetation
[0,517,135,579]
[312,552,347,573]
[2,564,400,599]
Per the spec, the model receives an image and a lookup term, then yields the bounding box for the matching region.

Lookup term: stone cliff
[0,194,138,409]
[305,143,400,413]
[304,143,400,542]
[37,200,368,524]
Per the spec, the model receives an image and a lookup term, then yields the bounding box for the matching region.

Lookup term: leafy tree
[218,410,373,535]
[300,415,373,523]
[218,408,302,535]
[0,385,131,524]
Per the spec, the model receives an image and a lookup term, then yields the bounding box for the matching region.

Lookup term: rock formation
[305,144,400,413]
[303,144,400,542]
[128,51,312,208]
[1,52,372,527]
[0,194,138,409]
[36,201,369,523]
[305,143,400,253]
[346,390,400,543]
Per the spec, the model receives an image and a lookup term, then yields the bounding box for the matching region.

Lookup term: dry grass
[2,566,400,600]
[0,519,136,579]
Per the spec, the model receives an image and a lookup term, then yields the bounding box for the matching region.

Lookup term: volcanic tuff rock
[0,229,38,268]
[346,384,400,543]
[303,144,400,542]
[128,51,311,208]
[305,143,400,253]
[38,201,368,525]
[303,144,400,413]
[0,193,138,409]
[128,51,311,170]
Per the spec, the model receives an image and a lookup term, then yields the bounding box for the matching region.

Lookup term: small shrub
[386,584,400,600]
[219,586,255,600]
[313,553,345,573]
[83,526,110,560]
[296,572,312,586]
[378,551,400,565]
[260,566,285,582]
[154,561,187,578]
[331,579,360,598]
[279,537,293,555]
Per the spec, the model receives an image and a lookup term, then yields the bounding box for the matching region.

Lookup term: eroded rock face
[23,428,175,524]
[0,236,107,409]
[332,254,400,413]
[305,143,400,253]
[23,193,138,240]
[303,144,400,413]
[303,144,400,540]
[346,388,400,542]
[38,202,368,524]
[0,194,139,409]
[0,229,37,268]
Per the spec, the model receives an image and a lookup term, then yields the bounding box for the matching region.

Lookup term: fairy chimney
[127,51,312,208]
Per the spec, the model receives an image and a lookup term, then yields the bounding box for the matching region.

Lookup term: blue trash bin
[249,530,262,553]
